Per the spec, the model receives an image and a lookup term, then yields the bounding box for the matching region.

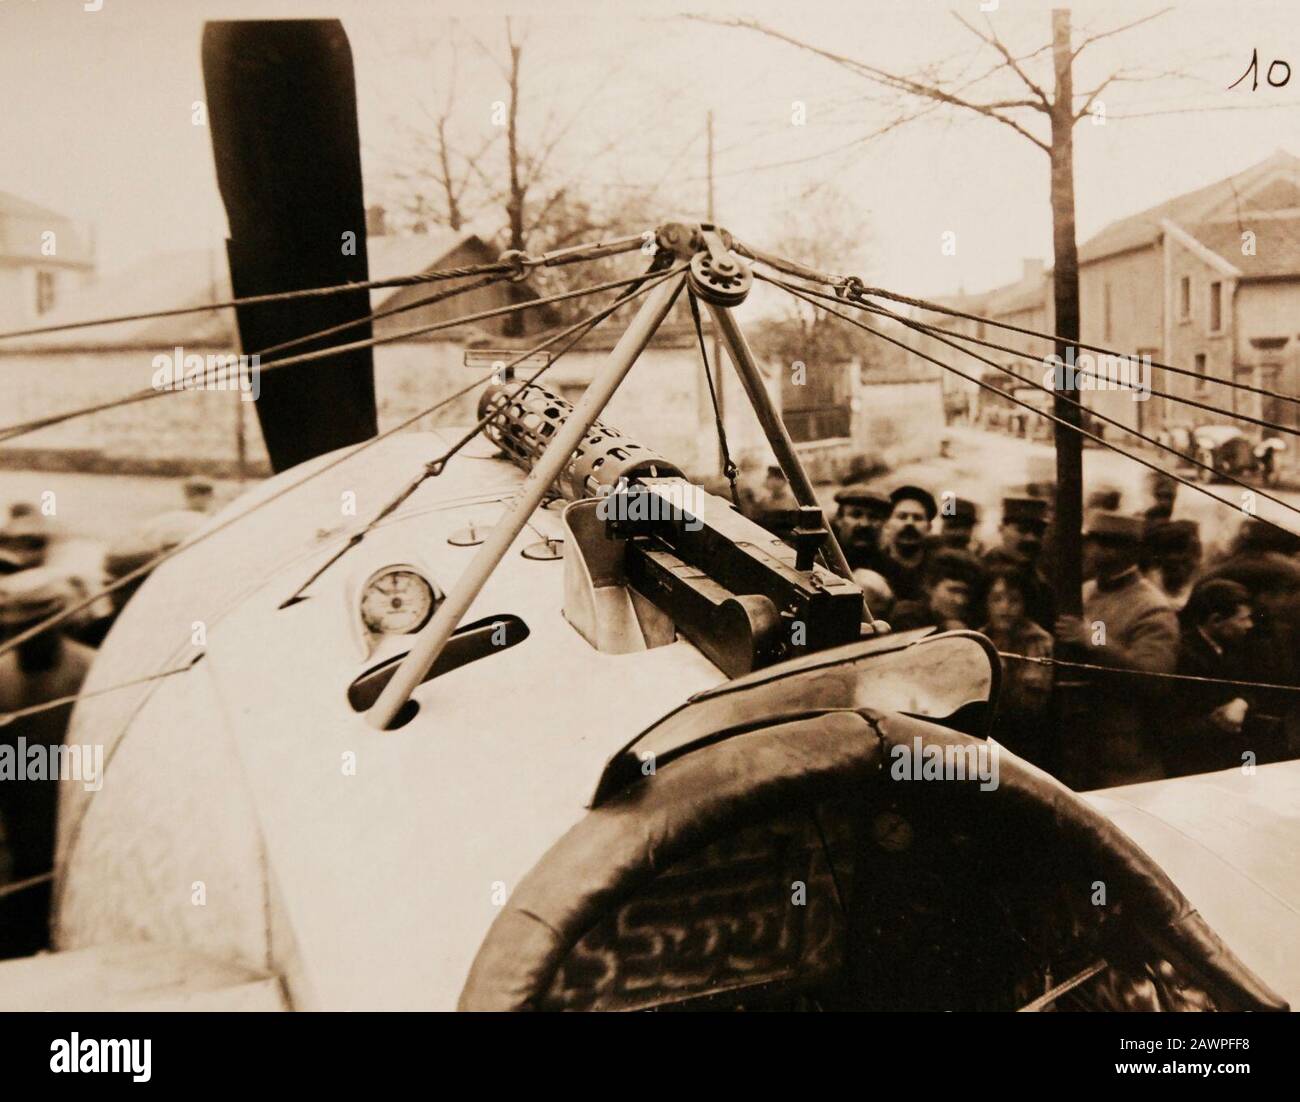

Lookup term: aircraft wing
[1084,761,1300,1008]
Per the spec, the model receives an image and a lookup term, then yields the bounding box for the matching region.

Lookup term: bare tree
[379,28,500,234]
[755,184,875,366]
[379,17,647,334]
[694,6,1176,613]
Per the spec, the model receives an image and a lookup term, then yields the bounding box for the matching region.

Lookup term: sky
[2,0,1299,302]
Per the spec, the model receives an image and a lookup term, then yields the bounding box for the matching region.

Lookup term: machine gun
[478,381,864,677]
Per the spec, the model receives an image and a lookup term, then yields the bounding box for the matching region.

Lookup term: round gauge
[360,568,436,635]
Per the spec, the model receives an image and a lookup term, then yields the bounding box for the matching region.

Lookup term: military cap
[942,496,978,525]
[889,484,938,521]
[0,567,69,626]
[1083,510,1143,544]
[1001,497,1048,526]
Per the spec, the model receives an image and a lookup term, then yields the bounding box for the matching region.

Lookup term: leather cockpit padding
[590,630,998,804]
[458,708,1289,1012]
[459,711,883,1011]
[869,713,1288,1012]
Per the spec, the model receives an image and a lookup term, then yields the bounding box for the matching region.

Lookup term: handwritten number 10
[1230,48,1291,90]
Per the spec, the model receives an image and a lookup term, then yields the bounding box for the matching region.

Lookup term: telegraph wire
[0,266,665,445]
[763,272,1300,538]
[811,283,1300,523]
[876,303,1300,442]
[998,652,1300,694]
[740,243,1300,411]
[0,270,508,445]
[848,280,1300,411]
[0,231,650,343]
[0,271,671,660]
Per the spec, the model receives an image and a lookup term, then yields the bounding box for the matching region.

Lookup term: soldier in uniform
[938,496,982,554]
[0,570,95,955]
[982,497,1055,629]
[1055,512,1179,789]
[830,484,891,570]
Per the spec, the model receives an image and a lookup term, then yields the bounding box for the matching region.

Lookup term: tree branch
[951,11,1051,107]
[1073,68,1188,120]
[686,15,1051,153]
[1072,7,1173,59]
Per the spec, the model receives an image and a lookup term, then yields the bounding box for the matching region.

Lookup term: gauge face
[360,569,436,635]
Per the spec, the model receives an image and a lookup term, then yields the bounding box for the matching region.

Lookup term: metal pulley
[687,225,752,306]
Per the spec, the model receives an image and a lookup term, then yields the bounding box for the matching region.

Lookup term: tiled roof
[1185,216,1300,280]
[922,150,1300,315]
[1079,149,1300,263]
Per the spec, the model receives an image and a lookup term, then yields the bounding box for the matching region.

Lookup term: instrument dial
[360,568,436,635]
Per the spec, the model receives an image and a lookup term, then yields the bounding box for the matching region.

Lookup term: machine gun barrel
[478,382,684,502]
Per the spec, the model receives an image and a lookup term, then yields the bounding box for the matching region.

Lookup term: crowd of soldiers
[0,477,216,956]
[739,461,1300,792]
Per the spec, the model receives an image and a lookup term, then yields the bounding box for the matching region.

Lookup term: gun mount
[481,381,864,678]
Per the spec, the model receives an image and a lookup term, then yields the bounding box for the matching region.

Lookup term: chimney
[1022,258,1044,283]
[365,204,387,237]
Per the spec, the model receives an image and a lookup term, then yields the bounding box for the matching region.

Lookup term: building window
[1178,275,1191,321]
[1209,281,1222,333]
[1194,352,1208,389]
[1103,282,1112,341]
[35,271,56,315]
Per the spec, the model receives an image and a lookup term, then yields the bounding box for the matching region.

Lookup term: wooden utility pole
[1049,8,1083,617]
[703,7,1178,611]
[503,19,526,338]
[707,110,726,470]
